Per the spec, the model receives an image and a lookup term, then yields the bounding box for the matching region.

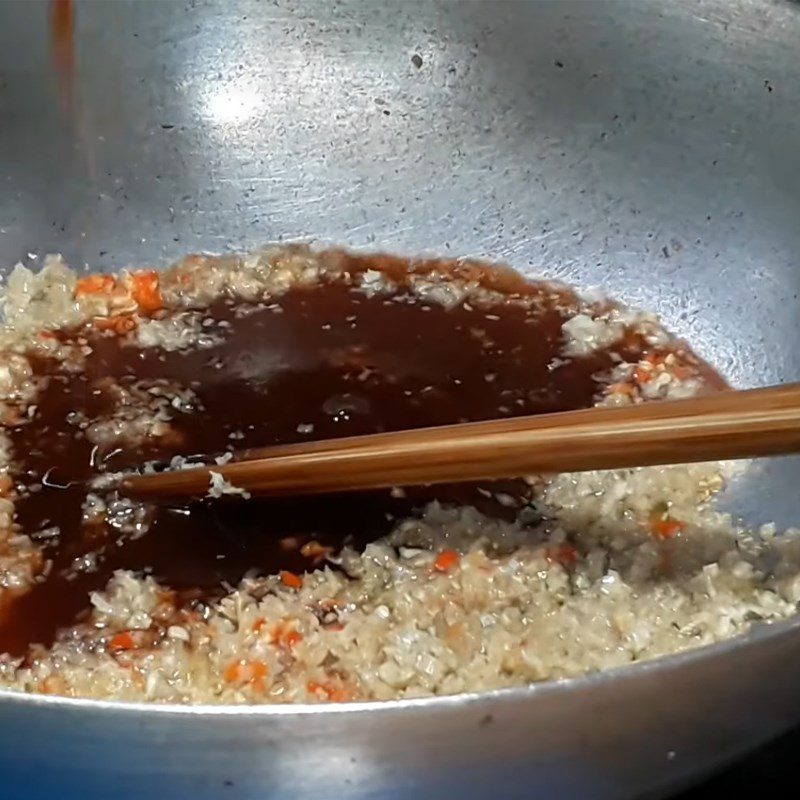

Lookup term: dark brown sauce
[2,279,646,656]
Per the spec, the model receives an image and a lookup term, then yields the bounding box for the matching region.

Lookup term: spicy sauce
[1,278,645,655]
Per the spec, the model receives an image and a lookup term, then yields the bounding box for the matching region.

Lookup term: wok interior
[0,1,800,797]
[3,0,799,525]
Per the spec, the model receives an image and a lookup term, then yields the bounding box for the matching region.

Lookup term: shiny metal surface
[1,0,800,797]
[4,621,800,799]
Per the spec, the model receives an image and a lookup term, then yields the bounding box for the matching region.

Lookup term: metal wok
[1,1,800,797]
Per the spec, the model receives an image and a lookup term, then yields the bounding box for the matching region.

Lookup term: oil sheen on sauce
[2,278,647,656]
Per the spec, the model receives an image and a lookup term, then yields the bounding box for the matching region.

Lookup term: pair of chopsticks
[121,383,800,500]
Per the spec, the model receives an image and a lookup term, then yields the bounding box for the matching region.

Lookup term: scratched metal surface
[2,0,800,524]
[1,1,800,798]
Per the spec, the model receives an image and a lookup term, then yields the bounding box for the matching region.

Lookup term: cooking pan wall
[1,3,800,798]
[4,1,800,528]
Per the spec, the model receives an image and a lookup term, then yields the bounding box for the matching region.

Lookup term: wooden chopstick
[120,382,800,500]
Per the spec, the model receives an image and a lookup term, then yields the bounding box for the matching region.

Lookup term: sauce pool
[2,279,645,656]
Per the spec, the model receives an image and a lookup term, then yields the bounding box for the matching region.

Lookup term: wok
[1,1,799,797]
